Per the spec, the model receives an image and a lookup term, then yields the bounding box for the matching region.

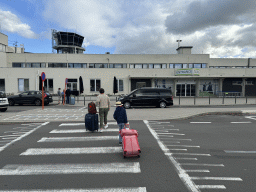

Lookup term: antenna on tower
[176,40,182,48]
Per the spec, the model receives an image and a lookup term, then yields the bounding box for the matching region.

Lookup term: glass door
[177,84,196,96]
[176,84,185,96]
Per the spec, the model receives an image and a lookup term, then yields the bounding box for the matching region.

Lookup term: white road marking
[144,120,199,192]
[242,110,256,113]
[50,129,119,133]
[38,136,118,142]
[166,145,200,148]
[20,147,122,155]
[224,150,256,153]
[59,122,117,126]
[230,122,251,123]
[197,185,226,189]
[163,141,181,143]
[167,153,211,156]
[185,170,209,172]
[0,122,49,153]
[0,162,141,175]
[175,158,197,160]
[0,187,147,192]
[160,138,192,141]
[179,163,224,167]
[190,122,211,123]
[169,149,187,151]
[157,133,185,135]
[191,177,242,181]
[244,116,256,120]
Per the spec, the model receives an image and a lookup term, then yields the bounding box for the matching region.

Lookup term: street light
[176,40,182,48]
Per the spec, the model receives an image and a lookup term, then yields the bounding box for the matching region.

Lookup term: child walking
[113,101,128,145]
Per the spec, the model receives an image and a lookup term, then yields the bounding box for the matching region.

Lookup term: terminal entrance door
[176,84,195,97]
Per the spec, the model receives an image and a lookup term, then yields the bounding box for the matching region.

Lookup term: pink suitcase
[122,135,141,158]
[120,128,139,137]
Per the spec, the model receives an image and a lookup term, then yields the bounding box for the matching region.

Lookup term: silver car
[0,91,8,112]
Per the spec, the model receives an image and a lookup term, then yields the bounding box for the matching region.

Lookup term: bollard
[179,95,180,105]
[222,95,224,104]
[194,96,196,105]
[209,96,210,105]
[246,96,247,104]
[84,96,85,106]
[235,95,236,104]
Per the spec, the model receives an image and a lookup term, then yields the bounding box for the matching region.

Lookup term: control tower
[52,29,85,54]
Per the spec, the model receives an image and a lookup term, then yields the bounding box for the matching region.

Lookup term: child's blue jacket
[113,106,128,124]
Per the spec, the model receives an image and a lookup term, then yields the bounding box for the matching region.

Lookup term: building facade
[1,32,256,97]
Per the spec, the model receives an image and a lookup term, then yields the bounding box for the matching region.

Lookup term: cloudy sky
[0,0,256,58]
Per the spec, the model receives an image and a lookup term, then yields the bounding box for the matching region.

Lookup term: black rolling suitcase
[85,113,99,132]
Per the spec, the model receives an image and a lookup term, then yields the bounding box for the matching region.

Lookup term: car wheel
[159,101,166,108]
[123,102,130,109]
[35,99,42,106]
[0,108,7,112]
[8,99,15,106]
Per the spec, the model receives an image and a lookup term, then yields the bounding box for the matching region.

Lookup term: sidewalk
[1,97,256,122]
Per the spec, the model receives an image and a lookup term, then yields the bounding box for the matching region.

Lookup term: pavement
[0,97,256,123]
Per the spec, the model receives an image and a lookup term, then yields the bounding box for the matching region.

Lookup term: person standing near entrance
[61,89,65,104]
[95,88,110,132]
[66,88,71,104]
[57,88,61,104]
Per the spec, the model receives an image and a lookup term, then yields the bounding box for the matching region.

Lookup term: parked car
[8,90,53,106]
[0,91,8,112]
[119,87,173,109]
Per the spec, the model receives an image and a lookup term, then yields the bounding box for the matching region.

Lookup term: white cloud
[0,9,37,39]
[41,0,256,58]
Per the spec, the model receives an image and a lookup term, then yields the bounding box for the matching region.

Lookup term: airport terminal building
[1,31,256,97]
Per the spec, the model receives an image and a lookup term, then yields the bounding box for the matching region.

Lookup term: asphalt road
[0,120,187,192]
[0,114,256,191]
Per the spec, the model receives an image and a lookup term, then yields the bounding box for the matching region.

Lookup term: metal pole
[235,95,236,104]
[209,96,210,105]
[179,95,180,105]
[222,95,224,104]
[84,96,85,106]
[246,96,247,104]
[194,96,196,105]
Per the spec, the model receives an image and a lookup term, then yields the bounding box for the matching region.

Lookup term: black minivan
[118,87,173,109]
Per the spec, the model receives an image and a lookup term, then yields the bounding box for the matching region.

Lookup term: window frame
[90,79,101,92]
[18,78,29,92]
[48,63,67,68]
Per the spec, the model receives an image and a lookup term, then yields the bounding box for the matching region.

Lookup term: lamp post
[176,40,182,48]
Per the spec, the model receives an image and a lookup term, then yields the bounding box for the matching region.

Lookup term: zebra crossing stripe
[0,187,147,192]
[50,129,119,133]
[196,185,226,189]
[38,136,118,142]
[20,147,122,155]
[59,122,117,126]
[0,162,141,175]
[191,177,242,181]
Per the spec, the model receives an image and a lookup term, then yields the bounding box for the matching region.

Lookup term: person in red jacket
[113,101,128,145]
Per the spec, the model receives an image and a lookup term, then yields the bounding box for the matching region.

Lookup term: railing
[49,95,256,106]
[217,91,242,97]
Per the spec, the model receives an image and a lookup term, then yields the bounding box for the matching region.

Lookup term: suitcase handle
[124,123,130,129]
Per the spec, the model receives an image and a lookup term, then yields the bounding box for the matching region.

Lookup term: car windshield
[128,89,138,96]
[0,92,6,98]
